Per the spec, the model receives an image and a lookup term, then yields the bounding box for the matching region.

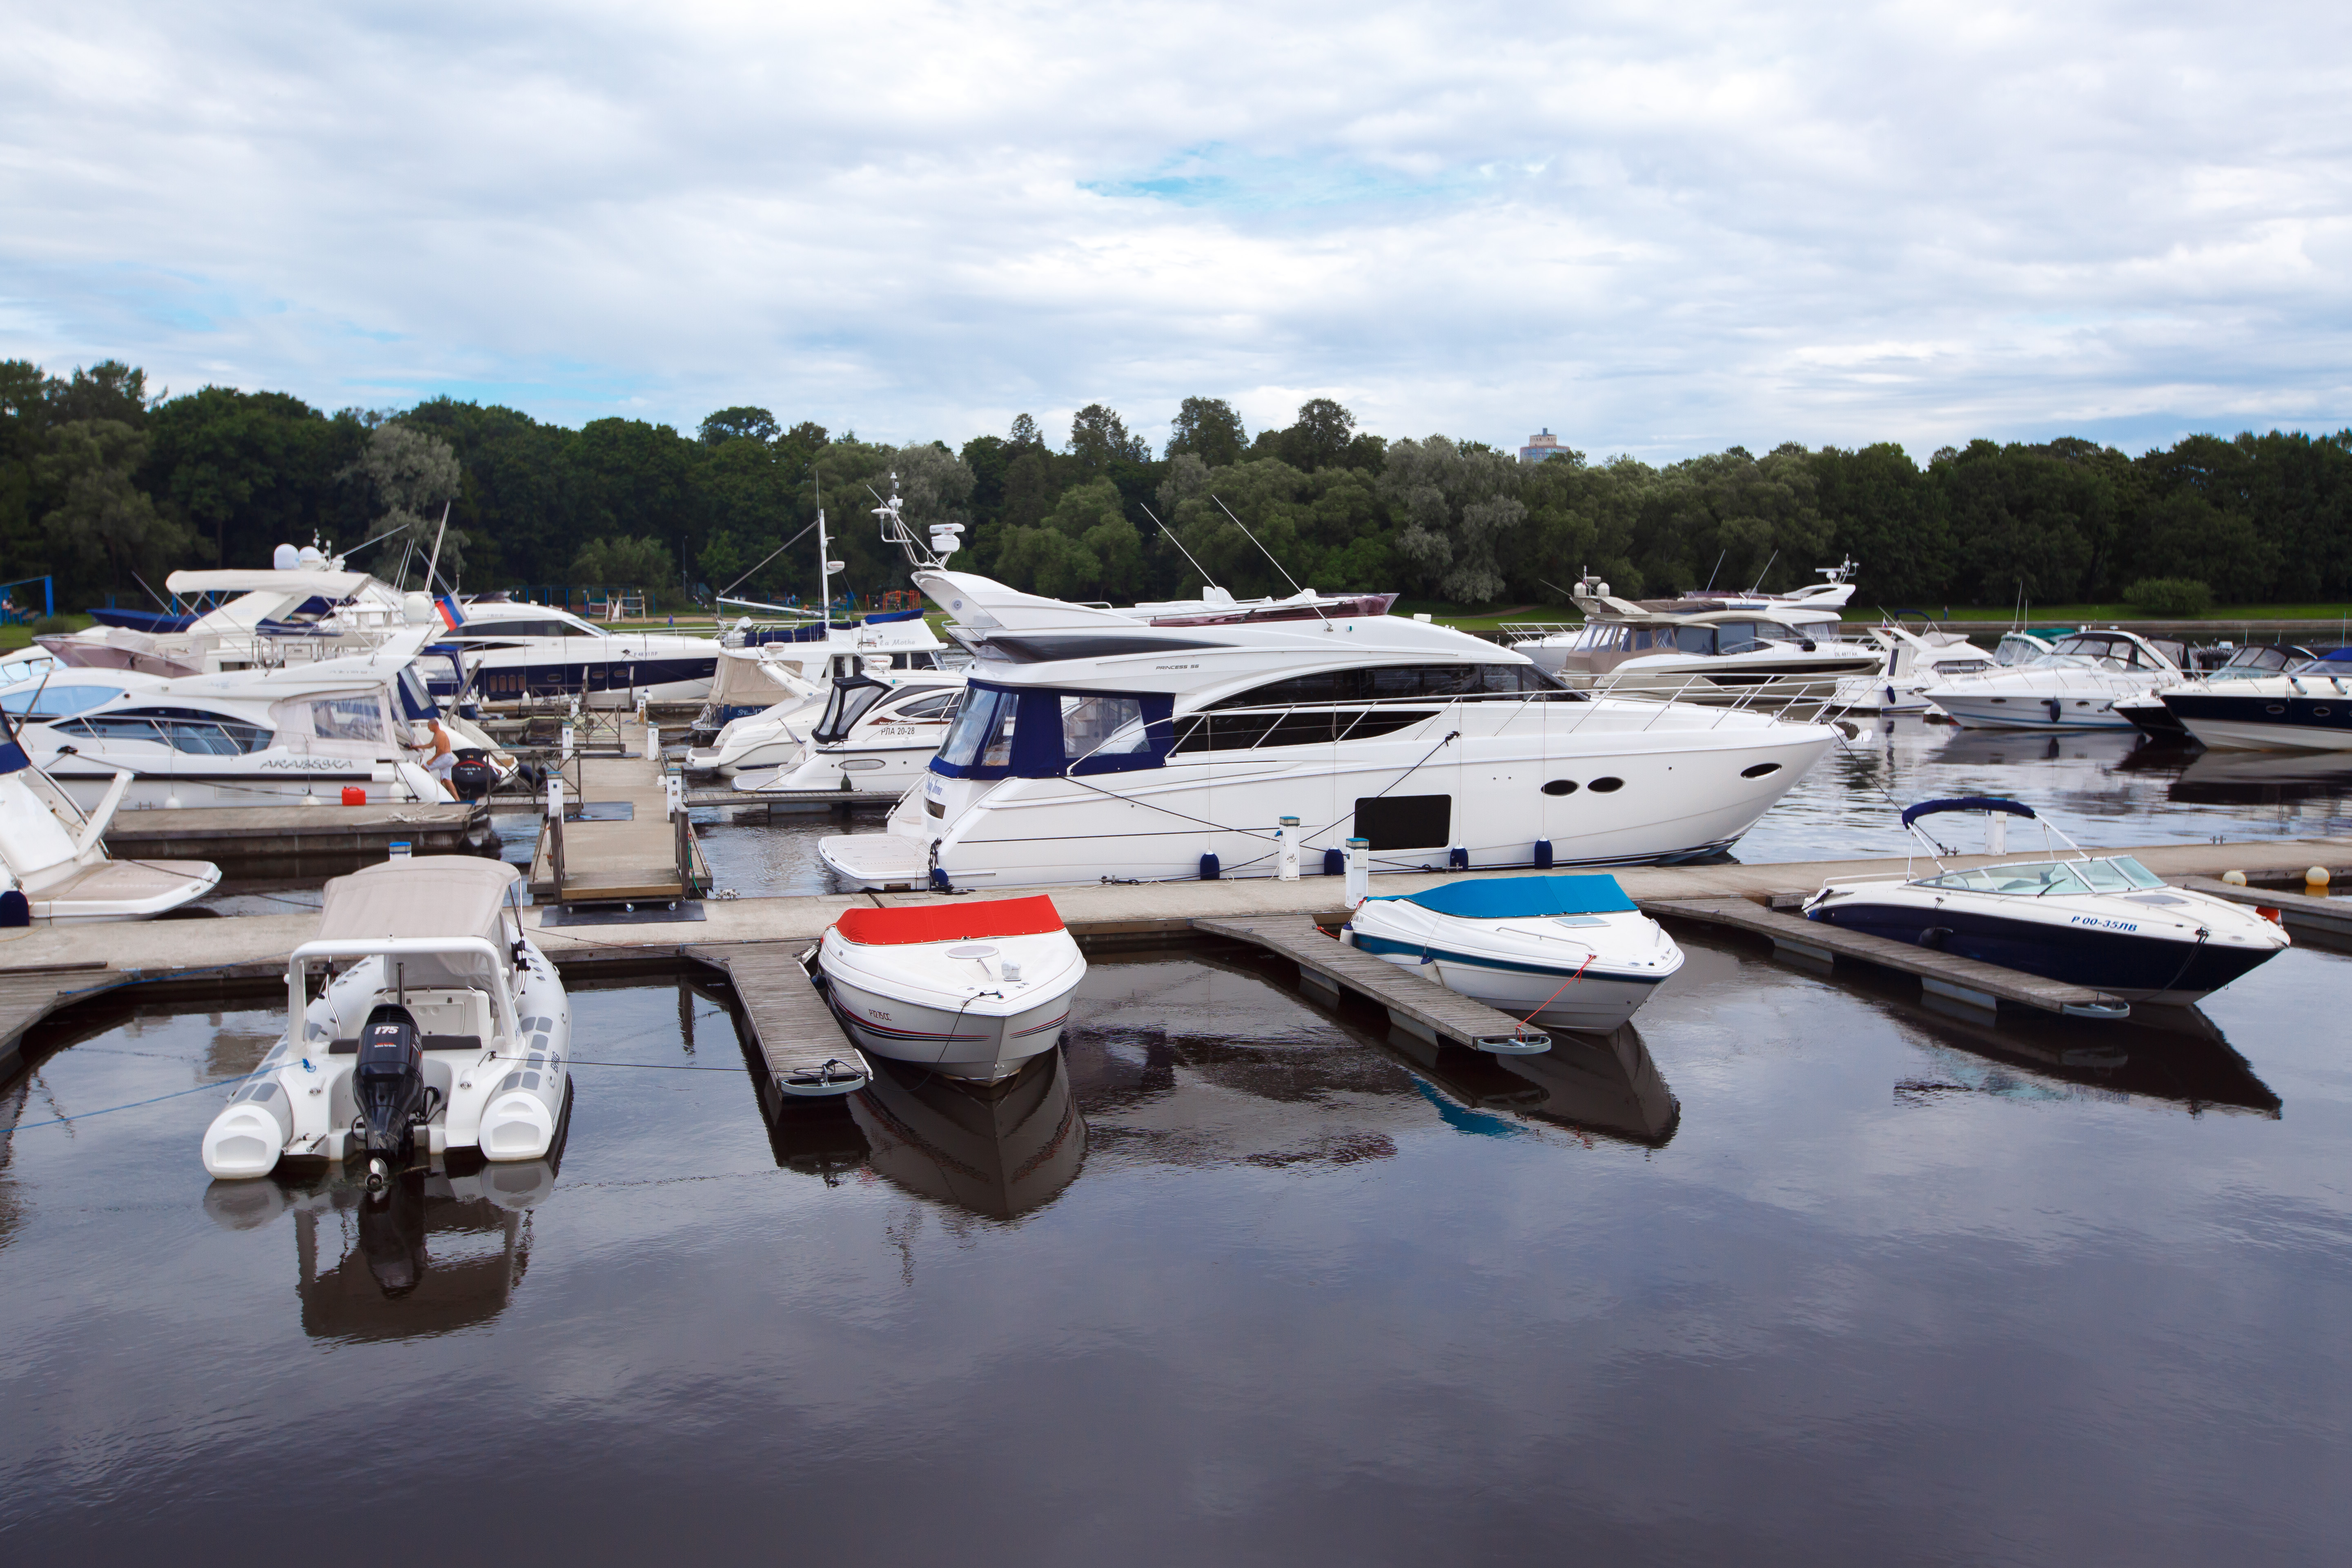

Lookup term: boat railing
[1497,622,1580,642]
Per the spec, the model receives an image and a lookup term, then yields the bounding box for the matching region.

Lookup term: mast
[815,470,829,630]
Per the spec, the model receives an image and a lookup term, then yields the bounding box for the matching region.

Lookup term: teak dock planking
[5,832,2349,1114]
[528,727,695,905]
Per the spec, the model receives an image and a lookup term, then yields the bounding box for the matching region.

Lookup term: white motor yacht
[1921,629,2191,730]
[817,895,1087,1080]
[8,629,500,811]
[1829,625,1995,713]
[2158,647,2352,751]
[1344,874,1684,1034]
[201,858,570,1185]
[430,598,735,707]
[1511,577,1880,704]
[1672,557,1860,611]
[686,634,950,745]
[1992,632,2056,666]
[730,668,966,798]
[1802,797,2287,1006]
[815,501,1838,891]
[43,550,421,677]
[0,734,218,920]
[686,624,951,776]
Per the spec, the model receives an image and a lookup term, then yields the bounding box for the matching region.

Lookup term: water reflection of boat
[1380,1023,1679,1146]
[2165,748,2352,808]
[1929,727,2143,768]
[203,1158,561,1338]
[848,1047,1085,1220]
[1889,999,2280,1115]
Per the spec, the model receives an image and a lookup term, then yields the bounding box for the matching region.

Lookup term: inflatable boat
[1344,874,1685,1034]
[202,858,570,1186]
[817,894,1085,1080]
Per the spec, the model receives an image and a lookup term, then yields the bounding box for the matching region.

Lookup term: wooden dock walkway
[1192,913,1552,1052]
[682,786,894,813]
[528,720,698,904]
[1637,896,2130,1018]
[2179,877,2352,940]
[682,942,869,1105]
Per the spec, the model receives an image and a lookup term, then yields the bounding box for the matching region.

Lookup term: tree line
[6,357,2351,617]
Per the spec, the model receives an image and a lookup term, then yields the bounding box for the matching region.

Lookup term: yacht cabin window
[4,684,126,718]
[938,684,1019,769]
[310,695,390,743]
[1062,695,1147,761]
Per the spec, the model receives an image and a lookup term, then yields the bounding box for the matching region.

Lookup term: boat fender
[929,867,954,893]
[1916,927,1952,950]
[1323,848,1345,877]
[1448,847,1469,871]
[1199,853,1221,881]
[1533,839,1554,870]
[2045,697,2063,723]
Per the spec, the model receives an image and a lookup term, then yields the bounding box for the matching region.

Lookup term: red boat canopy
[832,895,1067,946]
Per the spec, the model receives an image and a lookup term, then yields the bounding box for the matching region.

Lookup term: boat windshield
[1923,857,2165,895]
[937,684,1018,768]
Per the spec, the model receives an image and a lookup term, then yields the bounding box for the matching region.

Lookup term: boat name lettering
[1155,664,1199,670]
[866,1008,892,1020]
[2069,915,2139,932]
[259,757,356,769]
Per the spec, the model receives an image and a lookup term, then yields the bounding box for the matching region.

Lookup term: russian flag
[435,595,465,630]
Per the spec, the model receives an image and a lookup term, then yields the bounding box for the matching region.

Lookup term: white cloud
[4,0,2351,458]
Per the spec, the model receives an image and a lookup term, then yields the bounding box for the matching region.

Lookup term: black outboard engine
[354,1003,428,1193]
[448,748,494,802]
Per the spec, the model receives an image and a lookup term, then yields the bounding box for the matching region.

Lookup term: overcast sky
[5,1,2350,461]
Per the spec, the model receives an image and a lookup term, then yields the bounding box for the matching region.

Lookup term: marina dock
[6,832,2347,1118]
[527,722,702,906]
[103,801,494,874]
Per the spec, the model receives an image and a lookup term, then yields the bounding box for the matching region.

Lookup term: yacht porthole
[2267,704,2287,714]
[1541,780,1579,796]
[1990,697,2007,704]
[1588,776,1625,793]
[2316,706,2332,717]
[1740,762,1782,779]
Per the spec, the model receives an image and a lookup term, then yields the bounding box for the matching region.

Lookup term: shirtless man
[410,718,459,800]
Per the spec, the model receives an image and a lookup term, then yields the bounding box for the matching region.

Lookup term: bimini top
[317,858,521,947]
[833,894,1066,945]
[1899,796,2038,828]
[1370,875,1637,920]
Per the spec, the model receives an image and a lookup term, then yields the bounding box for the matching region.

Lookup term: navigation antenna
[870,477,965,571]
[1212,496,1329,624]
[1139,503,1219,592]
[1746,549,1779,597]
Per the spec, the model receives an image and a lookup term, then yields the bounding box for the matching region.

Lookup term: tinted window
[1206,664,1558,710]
[938,685,1018,768]
[4,684,126,718]
[889,691,960,722]
[1062,695,1146,761]
[54,716,165,745]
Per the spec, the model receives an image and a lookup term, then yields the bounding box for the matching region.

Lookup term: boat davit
[1344,874,1685,1033]
[817,895,1085,1080]
[1801,797,2289,1005]
[202,858,571,1186]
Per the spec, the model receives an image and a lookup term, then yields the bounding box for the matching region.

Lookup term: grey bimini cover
[317,858,521,952]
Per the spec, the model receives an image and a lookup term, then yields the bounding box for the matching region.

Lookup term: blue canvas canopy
[1371,874,1637,920]
[1899,796,2038,828]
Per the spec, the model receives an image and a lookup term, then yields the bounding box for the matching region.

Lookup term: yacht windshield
[937,684,1018,768]
[2,684,126,718]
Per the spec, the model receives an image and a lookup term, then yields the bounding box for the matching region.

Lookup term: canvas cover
[1374,874,1637,920]
[833,894,1065,945]
[317,857,520,946]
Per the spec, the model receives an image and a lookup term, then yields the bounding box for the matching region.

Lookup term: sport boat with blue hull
[2158,646,2352,751]
[1921,629,2191,730]
[1344,875,1685,1034]
[201,858,571,1187]
[1801,797,2289,1006]
[2114,643,2323,739]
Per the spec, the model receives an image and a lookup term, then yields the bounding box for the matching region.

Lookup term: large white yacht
[1510,578,1880,704]
[728,667,966,796]
[819,575,1838,891]
[7,630,493,810]
[1829,624,1996,713]
[1922,629,2192,730]
[43,555,417,677]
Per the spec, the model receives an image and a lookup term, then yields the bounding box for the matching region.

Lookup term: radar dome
[272,543,301,570]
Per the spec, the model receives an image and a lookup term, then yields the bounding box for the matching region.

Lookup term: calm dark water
[4,933,2348,1562]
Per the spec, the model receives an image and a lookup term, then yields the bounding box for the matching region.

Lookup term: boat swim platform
[103,801,494,875]
[5,833,2350,1095]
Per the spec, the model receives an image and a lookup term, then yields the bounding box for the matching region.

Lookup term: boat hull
[1810,898,2283,1003]
[1347,932,1673,1032]
[2165,692,2352,752]
[822,971,1077,1080]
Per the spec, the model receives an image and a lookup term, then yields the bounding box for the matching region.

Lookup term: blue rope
[3,1066,266,1135]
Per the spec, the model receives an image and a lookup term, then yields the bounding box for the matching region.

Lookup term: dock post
[1277,817,1300,880]
[1344,837,1370,904]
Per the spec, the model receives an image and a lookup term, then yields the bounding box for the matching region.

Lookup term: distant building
[1519,428,1569,465]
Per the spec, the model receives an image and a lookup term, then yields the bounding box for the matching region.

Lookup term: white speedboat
[1513,577,1880,704]
[0,737,218,920]
[1922,629,2191,729]
[1344,874,1684,1033]
[201,858,570,1185]
[730,669,965,797]
[1801,797,2288,1006]
[9,629,504,810]
[816,895,1086,1080]
[1829,625,1995,713]
[2158,647,2352,751]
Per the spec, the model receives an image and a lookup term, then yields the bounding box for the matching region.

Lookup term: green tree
[570,534,675,586]
[1068,403,1149,467]
[698,406,780,445]
[37,420,194,597]
[347,421,463,586]
[1165,396,1247,468]
[1380,436,1525,601]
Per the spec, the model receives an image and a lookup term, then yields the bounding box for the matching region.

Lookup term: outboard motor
[353,1003,430,1193]
[448,748,495,802]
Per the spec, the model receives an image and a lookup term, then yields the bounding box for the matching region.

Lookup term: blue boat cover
[1899,795,2037,827]
[1370,874,1636,919]
[2319,646,2352,663]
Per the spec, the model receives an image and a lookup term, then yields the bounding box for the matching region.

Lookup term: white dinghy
[817,895,1085,1081]
[202,858,570,1187]
[1344,874,1684,1034]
